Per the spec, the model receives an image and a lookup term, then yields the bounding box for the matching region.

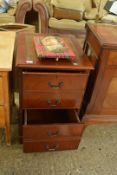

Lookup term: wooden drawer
[22,72,88,92]
[23,109,85,139]
[22,91,84,109]
[23,109,85,152]
[23,109,84,140]
[23,137,80,153]
[0,106,5,126]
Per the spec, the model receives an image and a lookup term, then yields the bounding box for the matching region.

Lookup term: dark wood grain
[23,137,81,153]
[83,23,117,124]
[16,33,93,152]
[16,33,93,71]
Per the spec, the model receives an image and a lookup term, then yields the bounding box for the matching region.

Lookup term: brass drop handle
[48,130,59,137]
[48,81,64,89]
[46,144,59,151]
[47,99,61,107]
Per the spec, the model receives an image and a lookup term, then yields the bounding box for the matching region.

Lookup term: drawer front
[22,72,88,92]
[22,91,84,108]
[0,106,5,126]
[0,76,4,105]
[23,123,85,140]
[23,137,80,153]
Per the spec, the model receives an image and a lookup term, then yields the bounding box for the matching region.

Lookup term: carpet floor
[0,122,117,175]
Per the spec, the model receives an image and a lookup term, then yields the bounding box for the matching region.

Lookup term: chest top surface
[0,31,16,71]
[87,23,117,48]
[16,33,93,71]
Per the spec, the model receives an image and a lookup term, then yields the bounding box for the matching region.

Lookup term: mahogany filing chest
[16,33,93,152]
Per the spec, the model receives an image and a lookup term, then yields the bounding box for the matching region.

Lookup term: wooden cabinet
[16,33,93,152]
[0,32,15,144]
[83,23,117,124]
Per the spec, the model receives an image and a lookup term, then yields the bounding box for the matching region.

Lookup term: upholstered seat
[0,0,32,24]
[33,0,94,36]
[33,0,117,36]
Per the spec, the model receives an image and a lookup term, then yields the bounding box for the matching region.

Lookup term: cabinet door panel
[107,51,117,65]
[103,77,117,114]
[92,69,117,114]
